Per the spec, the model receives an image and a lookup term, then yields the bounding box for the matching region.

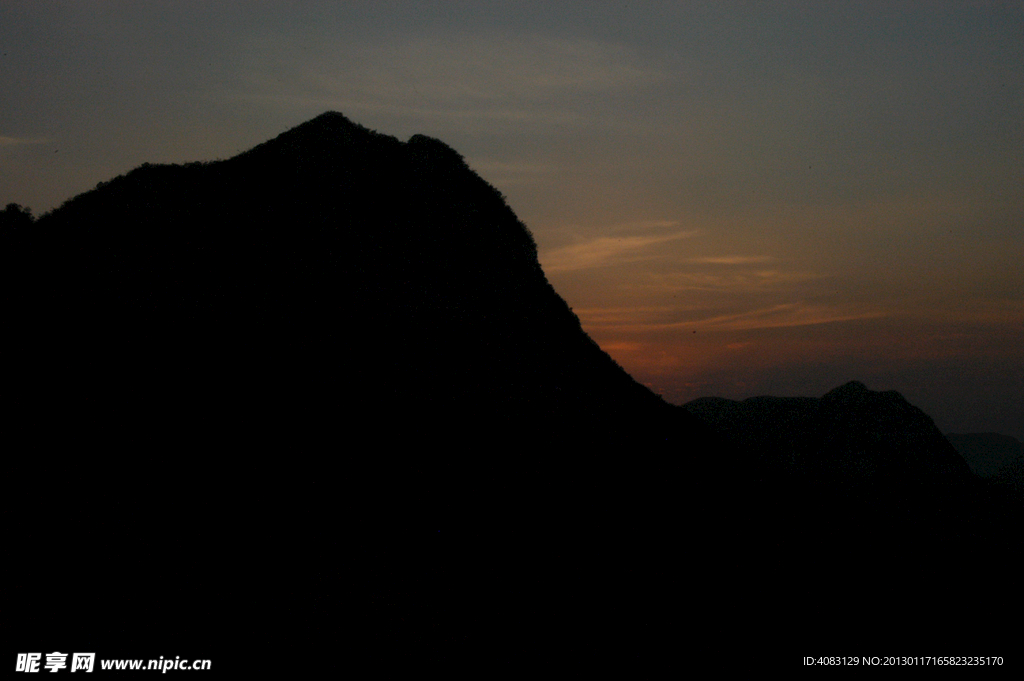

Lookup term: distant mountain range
[686,380,973,488]
[684,381,1022,657]
[4,113,1020,671]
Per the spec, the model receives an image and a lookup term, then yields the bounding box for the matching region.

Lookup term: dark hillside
[4,113,717,672]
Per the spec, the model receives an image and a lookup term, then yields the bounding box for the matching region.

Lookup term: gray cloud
[224,32,667,129]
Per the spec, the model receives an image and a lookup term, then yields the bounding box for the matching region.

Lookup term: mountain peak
[309,110,354,123]
[821,380,908,405]
[237,110,400,163]
[825,380,869,396]
[296,110,365,131]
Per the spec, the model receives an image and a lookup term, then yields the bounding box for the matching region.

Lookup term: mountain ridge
[4,112,684,429]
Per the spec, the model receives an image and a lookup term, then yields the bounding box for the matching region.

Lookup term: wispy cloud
[686,255,775,265]
[0,136,48,146]
[607,219,686,234]
[692,303,886,331]
[226,32,666,129]
[640,269,821,293]
[540,231,699,272]
[571,305,697,326]
[574,302,886,333]
[464,159,557,186]
[327,34,665,103]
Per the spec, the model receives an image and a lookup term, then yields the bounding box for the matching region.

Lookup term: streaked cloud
[540,231,698,272]
[571,305,696,327]
[599,341,645,353]
[465,159,556,186]
[228,32,666,129]
[0,136,48,146]
[606,219,685,233]
[639,269,822,293]
[692,303,887,331]
[687,255,775,265]
[575,302,886,333]
[349,34,662,101]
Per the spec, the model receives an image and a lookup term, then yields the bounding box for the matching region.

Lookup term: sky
[1,1,1021,440]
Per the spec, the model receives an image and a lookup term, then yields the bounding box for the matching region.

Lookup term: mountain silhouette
[4,114,1020,671]
[2,113,701,443]
[4,112,719,672]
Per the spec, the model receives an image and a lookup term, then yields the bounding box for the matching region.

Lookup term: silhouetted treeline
[1,202,34,228]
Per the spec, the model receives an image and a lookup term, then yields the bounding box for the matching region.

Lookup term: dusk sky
[2,1,1021,439]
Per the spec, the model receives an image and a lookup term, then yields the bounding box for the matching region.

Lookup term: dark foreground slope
[4,113,719,672]
[686,382,1023,657]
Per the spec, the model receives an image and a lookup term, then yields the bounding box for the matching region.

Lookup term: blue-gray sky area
[2,1,1021,439]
